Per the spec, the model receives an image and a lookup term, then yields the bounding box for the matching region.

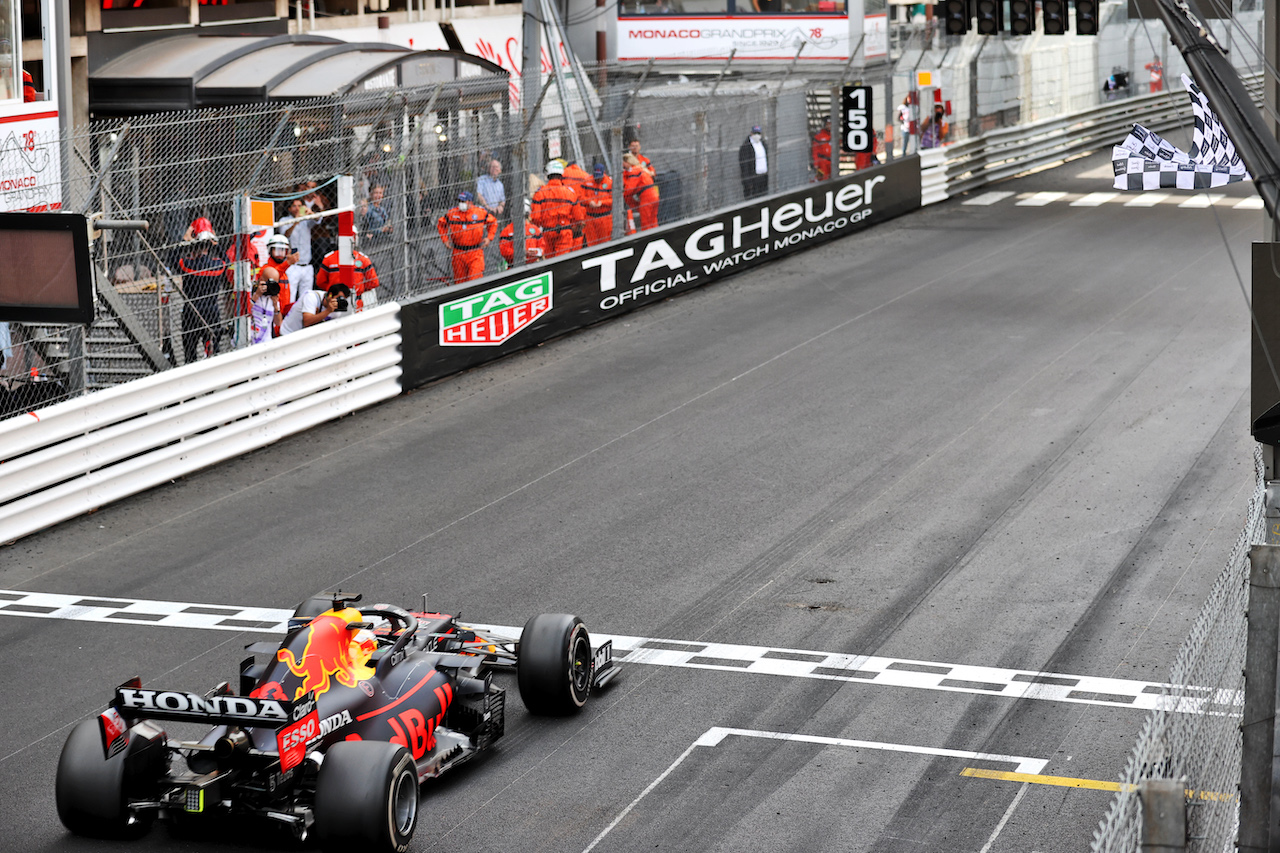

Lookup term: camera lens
[336,297,349,311]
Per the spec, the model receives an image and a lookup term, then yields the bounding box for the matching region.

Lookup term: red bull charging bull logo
[275,610,377,701]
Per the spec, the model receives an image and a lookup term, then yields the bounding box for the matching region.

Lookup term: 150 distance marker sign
[841,85,874,154]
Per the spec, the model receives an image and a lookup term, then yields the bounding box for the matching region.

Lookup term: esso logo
[282,717,316,750]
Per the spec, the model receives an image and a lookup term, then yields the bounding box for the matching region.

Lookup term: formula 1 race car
[55,593,618,851]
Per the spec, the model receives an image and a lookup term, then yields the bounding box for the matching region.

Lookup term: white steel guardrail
[920,74,1264,205]
[0,303,402,545]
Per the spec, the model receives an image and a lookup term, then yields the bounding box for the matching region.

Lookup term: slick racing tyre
[314,741,417,853]
[517,613,593,715]
[56,719,153,838]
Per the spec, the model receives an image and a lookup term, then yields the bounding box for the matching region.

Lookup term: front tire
[55,719,149,838]
[314,741,417,853]
[517,613,593,715]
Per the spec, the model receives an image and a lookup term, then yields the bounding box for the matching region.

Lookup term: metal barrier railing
[921,73,1263,203]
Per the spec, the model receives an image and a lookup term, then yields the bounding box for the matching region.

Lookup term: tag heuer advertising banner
[400,156,920,389]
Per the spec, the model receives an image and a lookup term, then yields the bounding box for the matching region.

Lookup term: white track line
[581,727,1048,852]
[1016,192,1068,206]
[978,782,1031,853]
[963,191,1014,206]
[1123,192,1170,207]
[954,190,1259,210]
[1070,192,1118,207]
[0,589,1231,713]
[1178,194,1227,208]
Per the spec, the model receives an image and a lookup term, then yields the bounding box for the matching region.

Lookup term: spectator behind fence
[897,97,914,156]
[627,140,654,178]
[622,153,659,232]
[316,228,380,307]
[359,184,393,245]
[279,282,353,336]
[579,162,613,247]
[531,161,583,258]
[737,125,769,200]
[302,180,335,264]
[921,104,946,149]
[280,198,315,294]
[1103,69,1129,100]
[250,266,282,345]
[476,159,506,217]
[176,218,230,364]
[299,180,328,213]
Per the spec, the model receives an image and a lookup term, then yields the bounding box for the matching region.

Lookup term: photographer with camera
[249,266,283,344]
[278,281,352,336]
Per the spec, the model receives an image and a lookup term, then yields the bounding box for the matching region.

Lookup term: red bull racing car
[55,593,617,851]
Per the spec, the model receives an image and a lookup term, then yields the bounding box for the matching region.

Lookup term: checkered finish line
[1112,74,1251,191]
[0,589,1237,714]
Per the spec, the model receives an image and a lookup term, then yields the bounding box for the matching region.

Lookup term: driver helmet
[351,628,378,662]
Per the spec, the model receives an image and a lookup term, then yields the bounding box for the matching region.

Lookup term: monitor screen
[0,213,93,324]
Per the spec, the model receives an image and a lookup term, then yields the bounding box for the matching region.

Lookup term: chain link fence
[1090,446,1266,853]
[0,60,895,417]
[0,0,1271,417]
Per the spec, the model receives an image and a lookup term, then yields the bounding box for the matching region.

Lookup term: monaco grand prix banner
[399,156,920,389]
[0,110,62,212]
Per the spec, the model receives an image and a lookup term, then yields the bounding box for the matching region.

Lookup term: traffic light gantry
[932,0,1096,35]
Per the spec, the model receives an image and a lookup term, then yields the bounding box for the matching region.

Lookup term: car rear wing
[101,679,319,770]
[109,678,314,729]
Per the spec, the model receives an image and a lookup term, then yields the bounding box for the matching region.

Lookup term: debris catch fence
[1090,447,1267,852]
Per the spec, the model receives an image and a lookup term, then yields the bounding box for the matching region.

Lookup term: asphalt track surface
[0,149,1263,852]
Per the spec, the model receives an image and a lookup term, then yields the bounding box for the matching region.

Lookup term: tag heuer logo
[440,273,553,346]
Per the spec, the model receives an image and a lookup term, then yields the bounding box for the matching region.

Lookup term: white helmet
[546,160,565,177]
[266,234,290,252]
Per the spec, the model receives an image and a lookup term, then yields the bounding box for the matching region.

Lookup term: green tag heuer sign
[439,273,553,346]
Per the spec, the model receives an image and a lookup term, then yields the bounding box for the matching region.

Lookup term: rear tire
[517,613,593,715]
[314,741,417,853]
[55,719,149,838]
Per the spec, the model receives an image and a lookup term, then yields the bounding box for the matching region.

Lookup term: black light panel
[0,212,93,325]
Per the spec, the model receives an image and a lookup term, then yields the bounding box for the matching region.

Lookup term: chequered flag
[1113,74,1250,191]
